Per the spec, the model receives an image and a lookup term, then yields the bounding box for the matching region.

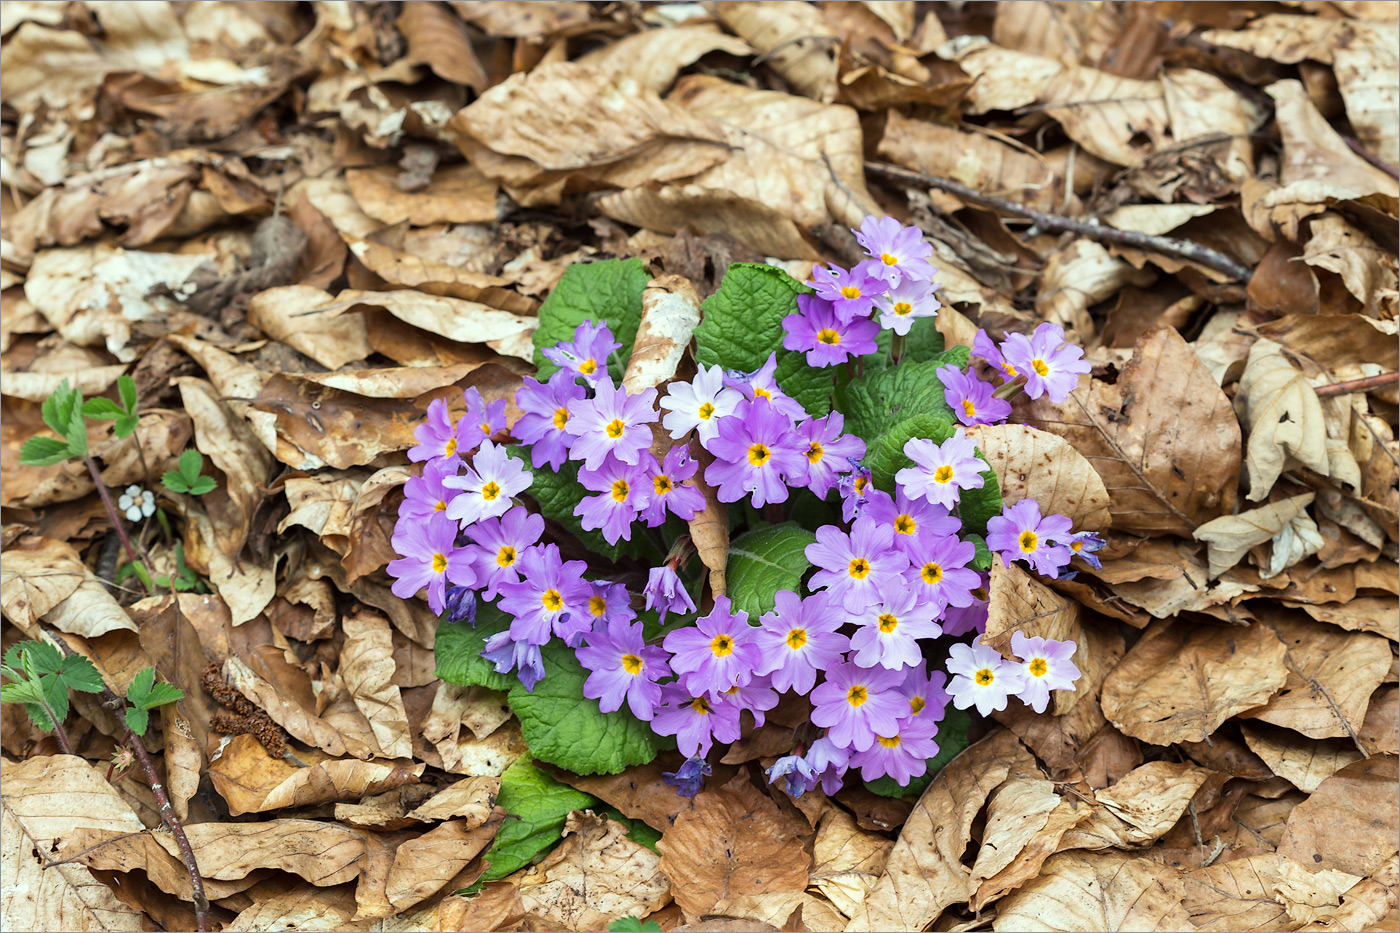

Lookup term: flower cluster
[396,214,1102,798]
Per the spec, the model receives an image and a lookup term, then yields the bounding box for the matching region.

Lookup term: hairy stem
[35,693,75,755]
[83,456,153,595]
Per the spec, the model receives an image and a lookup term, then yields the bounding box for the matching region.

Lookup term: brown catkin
[203,662,291,758]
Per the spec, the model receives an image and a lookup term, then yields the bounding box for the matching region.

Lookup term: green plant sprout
[607,918,662,932]
[162,448,217,496]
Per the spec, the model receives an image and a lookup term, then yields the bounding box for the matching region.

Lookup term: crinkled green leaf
[695,263,831,418]
[137,681,184,710]
[434,603,514,691]
[162,470,190,494]
[14,642,63,677]
[508,640,662,775]
[64,387,88,457]
[41,380,79,436]
[125,706,150,736]
[864,317,946,373]
[118,374,137,415]
[842,347,969,445]
[966,533,993,572]
[864,707,972,798]
[865,414,955,492]
[954,454,1002,536]
[532,258,650,383]
[480,754,597,882]
[126,668,156,705]
[726,522,816,619]
[39,674,69,727]
[509,447,654,562]
[19,436,73,467]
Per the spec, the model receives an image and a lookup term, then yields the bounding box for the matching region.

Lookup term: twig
[35,693,76,755]
[83,456,153,595]
[864,160,1256,282]
[1313,371,1398,398]
[1341,135,1400,180]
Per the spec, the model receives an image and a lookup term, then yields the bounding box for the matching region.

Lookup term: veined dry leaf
[245,285,373,370]
[1278,756,1400,878]
[1234,339,1330,502]
[223,654,377,759]
[1093,761,1213,839]
[513,811,670,931]
[1103,204,1217,236]
[1193,493,1318,578]
[57,827,264,902]
[966,424,1111,532]
[1016,327,1241,536]
[396,0,486,91]
[576,24,754,94]
[712,1,837,101]
[44,570,139,638]
[326,289,534,360]
[175,376,273,560]
[622,275,702,395]
[278,470,371,544]
[155,820,365,886]
[972,796,1093,911]
[0,535,86,634]
[847,730,1037,931]
[385,813,505,911]
[1291,853,1399,933]
[0,364,128,403]
[1358,685,1399,756]
[222,879,362,932]
[808,807,893,919]
[208,734,424,816]
[405,775,501,823]
[983,558,1084,714]
[340,608,414,759]
[936,35,1062,112]
[1100,619,1288,745]
[1184,852,1345,932]
[1240,722,1363,793]
[993,850,1189,932]
[1303,212,1399,320]
[346,164,498,227]
[968,777,1062,894]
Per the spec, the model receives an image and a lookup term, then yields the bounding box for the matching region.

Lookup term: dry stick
[1342,134,1400,180]
[864,160,1256,283]
[1313,370,1399,398]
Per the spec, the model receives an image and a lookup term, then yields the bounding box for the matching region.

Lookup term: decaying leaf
[1236,339,1331,502]
[966,424,1111,532]
[1240,722,1364,793]
[208,734,424,816]
[1193,493,1320,578]
[622,275,703,396]
[994,850,1190,932]
[1277,756,1400,878]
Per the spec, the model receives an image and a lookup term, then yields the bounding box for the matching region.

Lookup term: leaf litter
[1,2,1397,932]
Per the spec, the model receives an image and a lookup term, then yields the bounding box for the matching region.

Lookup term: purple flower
[850,713,939,784]
[806,518,910,613]
[387,513,476,615]
[662,755,712,797]
[902,533,980,614]
[797,413,866,500]
[986,499,1074,578]
[514,371,586,470]
[463,387,507,449]
[584,580,636,628]
[442,585,478,626]
[660,363,744,445]
[705,400,808,508]
[465,506,544,601]
[753,591,850,695]
[576,457,649,545]
[496,543,591,646]
[873,278,940,336]
[577,617,672,721]
[848,582,942,671]
[946,642,1028,717]
[810,661,908,752]
[766,753,818,797]
[898,665,950,727]
[400,457,461,522]
[853,215,934,287]
[638,448,706,526]
[663,596,761,697]
[723,354,807,422]
[644,565,695,625]
[1066,530,1106,570]
[863,489,960,556]
[542,320,620,385]
[651,684,741,758]
[482,631,546,692]
[719,674,779,727]
[839,463,890,522]
[973,328,1014,382]
[443,440,532,527]
[565,378,659,471]
[783,294,879,367]
[1011,632,1081,714]
[811,265,881,322]
[896,428,986,511]
[942,575,989,637]
[938,364,1011,427]
[409,397,471,464]
[804,736,850,795]
[1000,322,1091,403]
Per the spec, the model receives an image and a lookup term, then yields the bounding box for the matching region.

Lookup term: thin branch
[1313,370,1398,398]
[864,160,1256,282]
[83,456,153,595]
[1341,134,1400,180]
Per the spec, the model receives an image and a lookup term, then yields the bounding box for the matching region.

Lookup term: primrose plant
[408,214,1096,798]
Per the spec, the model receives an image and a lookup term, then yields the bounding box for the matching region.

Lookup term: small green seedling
[606,919,662,932]
[122,667,186,736]
[82,374,140,439]
[152,542,209,593]
[19,379,89,466]
[0,641,104,730]
[162,448,216,496]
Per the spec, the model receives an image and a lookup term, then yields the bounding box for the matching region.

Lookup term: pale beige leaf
[1236,339,1330,501]
[0,536,86,634]
[712,1,837,101]
[43,573,138,637]
[397,0,486,91]
[937,35,1062,113]
[1183,852,1336,932]
[1240,722,1364,793]
[58,828,263,901]
[808,808,892,919]
[983,558,1085,715]
[966,424,1111,532]
[993,850,1189,932]
[385,813,505,910]
[345,164,498,227]
[1094,761,1213,838]
[223,880,362,932]
[1295,853,1399,933]
[622,275,702,396]
[1102,204,1217,236]
[156,820,365,886]
[1193,493,1317,578]
[0,364,128,402]
[1278,756,1400,878]
[1303,213,1399,320]
[208,734,424,816]
[969,777,1062,890]
[326,289,535,360]
[1267,79,1399,200]
[245,285,373,370]
[406,775,502,823]
[223,655,377,759]
[339,608,414,759]
[577,24,754,94]
[0,755,147,848]
[972,797,1092,911]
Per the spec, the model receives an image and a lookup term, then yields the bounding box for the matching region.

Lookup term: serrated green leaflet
[865,413,955,491]
[841,347,970,445]
[694,264,831,418]
[608,918,663,932]
[532,258,650,383]
[434,603,515,691]
[863,706,972,799]
[18,436,72,466]
[509,639,662,775]
[508,447,655,563]
[955,455,1002,536]
[726,522,816,619]
[479,754,597,882]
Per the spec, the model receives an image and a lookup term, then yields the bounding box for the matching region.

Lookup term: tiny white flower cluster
[117,485,155,522]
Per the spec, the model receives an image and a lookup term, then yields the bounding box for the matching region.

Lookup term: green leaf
[480,754,597,882]
[162,470,190,494]
[19,436,75,467]
[510,448,652,562]
[41,380,78,436]
[15,642,62,677]
[726,522,816,619]
[694,264,831,418]
[864,414,955,492]
[864,317,946,373]
[532,258,651,383]
[864,707,972,798]
[508,640,662,775]
[126,667,156,706]
[186,475,217,496]
[842,348,969,445]
[599,808,661,851]
[59,654,105,694]
[118,375,137,415]
[965,533,993,572]
[434,602,515,691]
[82,398,125,420]
[1,679,46,707]
[38,674,69,726]
[608,918,663,932]
[138,682,184,710]
[125,706,150,736]
[64,386,88,458]
[955,454,1002,536]
[177,449,203,483]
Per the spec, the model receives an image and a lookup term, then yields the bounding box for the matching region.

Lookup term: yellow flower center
[817,328,841,345]
[933,465,954,484]
[785,628,807,650]
[653,475,673,495]
[480,421,492,436]
[553,407,570,430]
[434,500,447,512]
[690,696,711,715]
[963,399,977,419]
[611,479,630,502]
[878,734,901,748]
[893,301,912,316]
[621,653,643,675]
[431,553,447,573]
[848,557,871,579]
[541,589,563,612]
[806,441,824,464]
[753,386,772,400]
[605,418,626,439]
[840,286,861,300]
[846,685,867,707]
[975,668,994,686]
[710,634,734,658]
[894,514,916,535]
[1032,359,1049,377]
[1029,658,1048,677]
[971,586,988,601]
[579,359,598,375]
[877,613,898,633]
[481,481,502,500]
[853,476,868,494]
[1019,530,1038,553]
[909,695,926,716]
[1002,361,1018,377]
[698,401,715,420]
[1071,540,1083,553]
[496,545,516,568]
[444,438,457,457]
[921,562,942,585]
[880,252,898,266]
[589,595,608,617]
[748,443,771,466]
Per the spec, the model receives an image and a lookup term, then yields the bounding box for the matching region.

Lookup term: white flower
[117,485,156,522]
[945,642,1028,717]
[659,364,742,444]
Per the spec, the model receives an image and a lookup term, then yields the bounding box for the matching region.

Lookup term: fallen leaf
[621,275,703,396]
[1093,761,1214,839]
[1193,493,1320,578]
[223,879,363,932]
[396,0,486,91]
[245,285,374,370]
[808,807,892,919]
[967,423,1112,532]
[208,734,424,816]
[328,289,535,360]
[385,813,505,910]
[1357,685,1399,756]
[0,535,86,635]
[993,849,1190,931]
[154,820,366,887]
[346,164,498,227]
[223,654,377,759]
[1240,722,1364,793]
[968,777,1063,894]
[406,775,502,823]
[577,24,754,94]
[1302,212,1399,320]
[339,608,414,759]
[1277,756,1400,878]
[712,2,837,101]
[1182,852,1344,932]
[972,796,1093,911]
[1037,239,1153,336]
[57,827,266,902]
[1236,339,1332,502]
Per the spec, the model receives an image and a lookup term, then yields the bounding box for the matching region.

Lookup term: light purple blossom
[542,320,620,385]
[810,661,908,752]
[766,753,818,798]
[938,364,1012,427]
[584,581,636,628]
[863,489,960,557]
[898,665,950,727]
[723,354,807,422]
[783,293,879,367]
[577,617,672,721]
[720,674,779,727]
[564,378,659,471]
[644,565,695,625]
[663,596,761,697]
[986,499,1074,578]
[513,371,587,470]
[811,265,881,322]
[1000,322,1091,402]
[946,642,1028,717]
[399,457,460,522]
[804,735,850,795]
[973,328,1020,384]
[482,631,546,692]
[465,506,544,600]
[839,463,890,522]
[853,215,934,287]
[637,447,706,526]
[753,591,850,696]
[896,428,986,511]
[651,684,741,758]
[806,518,910,613]
[705,399,809,508]
[496,543,591,646]
[1011,632,1081,714]
[1066,530,1106,570]
[850,712,939,784]
[443,440,532,526]
[387,512,476,615]
[797,413,866,500]
[848,581,942,671]
[902,533,980,614]
[873,277,940,336]
[442,585,477,626]
[659,363,743,445]
[463,387,507,449]
[576,457,649,545]
[942,576,989,638]
[662,755,711,797]
[409,397,470,464]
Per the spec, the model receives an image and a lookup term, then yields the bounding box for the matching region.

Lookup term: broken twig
[1313,370,1398,398]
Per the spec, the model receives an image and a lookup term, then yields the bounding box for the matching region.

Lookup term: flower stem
[993,377,1026,401]
[890,333,907,366]
[83,456,153,595]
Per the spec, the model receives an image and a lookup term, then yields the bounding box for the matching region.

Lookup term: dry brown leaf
[993,850,1189,931]
[1240,722,1364,793]
[1302,212,1399,320]
[966,424,1112,532]
[346,164,498,227]
[448,0,593,39]
[223,879,363,932]
[223,654,376,760]
[245,285,373,370]
[385,812,505,911]
[326,289,535,361]
[57,827,265,902]
[577,24,754,94]
[1100,619,1289,745]
[0,364,129,403]
[396,0,486,91]
[1036,239,1153,336]
[0,535,87,635]
[207,734,424,816]
[158,820,366,886]
[972,796,1092,911]
[808,807,892,919]
[1278,756,1400,878]
[1236,339,1332,502]
[968,777,1062,893]
[712,1,837,101]
[1183,852,1350,932]
[622,275,703,396]
[1093,761,1214,839]
[1358,685,1400,756]
[405,775,501,823]
[339,608,414,759]
[1015,327,1241,536]
[847,730,1036,931]
[1193,493,1321,578]
[688,446,730,598]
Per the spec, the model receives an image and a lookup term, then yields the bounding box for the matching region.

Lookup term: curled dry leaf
[324,289,536,361]
[712,1,837,101]
[1093,761,1213,840]
[58,827,264,902]
[622,275,703,395]
[993,850,1190,932]
[1278,756,1400,878]
[346,164,498,227]
[972,796,1093,911]
[808,808,893,919]
[1100,618,1289,745]
[208,734,425,816]
[0,535,87,635]
[245,285,373,371]
[576,24,754,94]
[1037,239,1153,337]
[405,775,502,823]
[223,655,377,760]
[1240,722,1364,793]
[688,446,730,599]
[1193,492,1318,578]
[339,608,414,759]
[385,812,506,911]
[157,820,366,886]
[1236,339,1331,502]
[967,777,1062,897]
[966,424,1111,532]
[396,0,486,91]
